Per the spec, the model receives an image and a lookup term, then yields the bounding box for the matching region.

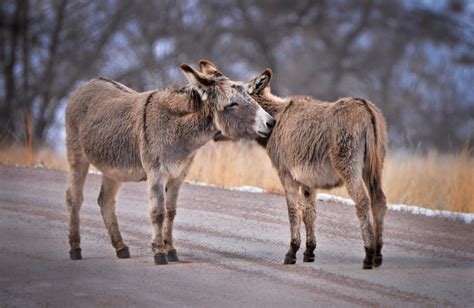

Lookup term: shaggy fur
[200,61,388,269]
[65,62,274,264]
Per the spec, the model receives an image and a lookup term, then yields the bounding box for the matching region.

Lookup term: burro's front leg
[281,175,303,265]
[301,186,317,263]
[147,170,168,265]
[285,200,302,264]
[163,174,186,262]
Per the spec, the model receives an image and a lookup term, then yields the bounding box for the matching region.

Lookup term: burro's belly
[97,166,147,182]
[290,161,343,189]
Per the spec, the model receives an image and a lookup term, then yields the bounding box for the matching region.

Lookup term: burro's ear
[248,69,272,95]
[180,63,215,87]
[198,59,225,78]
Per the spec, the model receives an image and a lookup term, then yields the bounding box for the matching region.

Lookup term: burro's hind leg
[280,174,303,264]
[65,151,89,260]
[346,177,375,269]
[164,168,189,262]
[332,133,375,269]
[369,183,387,267]
[97,176,130,259]
[301,186,317,262]
[147,170,168,265]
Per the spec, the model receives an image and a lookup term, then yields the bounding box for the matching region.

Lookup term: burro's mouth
[257,130,271,138]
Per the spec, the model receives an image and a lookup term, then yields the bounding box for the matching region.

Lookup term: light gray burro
[201,61,388,269]
[65,62,275,264]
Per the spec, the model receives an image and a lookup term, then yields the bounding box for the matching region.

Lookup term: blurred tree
[0,0,131,143]
[0,0,472,150]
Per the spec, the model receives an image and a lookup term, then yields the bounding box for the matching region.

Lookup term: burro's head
[180,61,275,140]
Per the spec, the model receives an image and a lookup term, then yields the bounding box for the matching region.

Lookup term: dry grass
[0,145,68,170]
[187,142,474,214]
[1,142,473,213]
[382,148,474,213]
[187,141,282,194]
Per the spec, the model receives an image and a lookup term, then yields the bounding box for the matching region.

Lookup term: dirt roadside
[1,166,473,307]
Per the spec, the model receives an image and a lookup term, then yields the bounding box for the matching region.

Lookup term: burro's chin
[254,107,275,138]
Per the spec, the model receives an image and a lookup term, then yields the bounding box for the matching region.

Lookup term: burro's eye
[224,102,239,110]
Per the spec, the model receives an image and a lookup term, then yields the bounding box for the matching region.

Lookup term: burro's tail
[358,98,388,265]
[361,99,388,194]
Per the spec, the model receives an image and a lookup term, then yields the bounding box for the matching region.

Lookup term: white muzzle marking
[254,107,274,137]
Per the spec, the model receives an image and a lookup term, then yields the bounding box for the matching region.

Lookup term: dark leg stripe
[98,77,134,93]
[143,91,157,145]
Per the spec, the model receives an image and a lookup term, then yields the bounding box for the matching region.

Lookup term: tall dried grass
[1,141,472,213]
[187,142,474,214]
[187,141,282,193]
[0,145,67,170]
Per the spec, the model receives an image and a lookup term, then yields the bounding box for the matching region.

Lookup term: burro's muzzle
[254,107,276,137]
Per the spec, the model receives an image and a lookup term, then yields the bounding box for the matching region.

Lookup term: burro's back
[64,62,275,265]
[267,97,387,192]
[66,78,145,180]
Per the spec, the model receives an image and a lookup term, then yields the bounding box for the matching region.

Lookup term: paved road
[0,166,473,307]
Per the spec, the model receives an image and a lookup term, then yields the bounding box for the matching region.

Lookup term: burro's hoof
[303,251,315,263]
[69,248,82,260]
[363,247,374,269]
[374,255,383,268]
[284,254,297,265]
[363,258,373,269]
[116,247,131,259]
[167,251,179,262]
[154,253,169,265]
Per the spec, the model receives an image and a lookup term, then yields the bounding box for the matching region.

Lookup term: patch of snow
[186,180,218,188]
[317,193,355,206]
[88,169,102,175]
[186,181,265,193]
[316,193,473,224]
[14,163,45,169]
[228,186,265,193]
[113,178,473,223]
[388,204,474,224]
[186,183,473,223]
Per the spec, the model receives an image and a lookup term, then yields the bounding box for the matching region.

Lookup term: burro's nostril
[266,118,276,129]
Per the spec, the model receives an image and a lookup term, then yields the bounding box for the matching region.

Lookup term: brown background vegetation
[1,0,473,150]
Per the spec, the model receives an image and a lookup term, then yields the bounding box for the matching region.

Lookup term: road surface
[1,166,473,307]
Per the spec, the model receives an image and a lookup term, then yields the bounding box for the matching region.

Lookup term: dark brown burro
[65,62,275,264]
[200,61,388,269]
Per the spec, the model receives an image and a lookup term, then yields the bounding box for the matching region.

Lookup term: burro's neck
[142,87,218,160]
[174,98,218,151]
[257,92,290,118]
